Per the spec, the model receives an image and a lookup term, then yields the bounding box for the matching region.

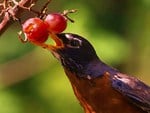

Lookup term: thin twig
[0,0,37,36]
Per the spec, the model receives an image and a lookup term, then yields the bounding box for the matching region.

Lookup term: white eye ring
[65,34,82,48]
[67,38,82,48]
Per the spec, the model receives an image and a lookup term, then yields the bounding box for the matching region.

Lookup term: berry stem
[62,9,77,23]
[18,31,28,43]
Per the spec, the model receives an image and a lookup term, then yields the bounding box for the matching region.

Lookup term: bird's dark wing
[111,73,150,113]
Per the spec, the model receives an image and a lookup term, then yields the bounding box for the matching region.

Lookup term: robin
[43,33,150,113]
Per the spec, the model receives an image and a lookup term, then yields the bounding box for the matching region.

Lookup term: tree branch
[0,0,37,36]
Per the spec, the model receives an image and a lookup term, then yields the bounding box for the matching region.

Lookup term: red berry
[44,13,67,33]
[22,18,49,43]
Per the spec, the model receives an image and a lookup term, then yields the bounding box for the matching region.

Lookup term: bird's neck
[84,58,117,78]
[62,57,117,79]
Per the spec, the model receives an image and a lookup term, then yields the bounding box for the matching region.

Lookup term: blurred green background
[0,0,150,113]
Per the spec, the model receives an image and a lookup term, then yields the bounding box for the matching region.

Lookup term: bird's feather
[111,73,150,113]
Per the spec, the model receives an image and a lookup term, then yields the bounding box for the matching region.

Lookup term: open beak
[49,33,63,47]
[36,33,64,52]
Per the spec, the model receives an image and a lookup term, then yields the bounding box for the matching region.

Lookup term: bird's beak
[42,33,64,52]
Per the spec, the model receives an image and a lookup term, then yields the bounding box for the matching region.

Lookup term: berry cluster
[22,13,67,44]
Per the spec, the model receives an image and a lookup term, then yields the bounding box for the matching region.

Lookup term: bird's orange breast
[64,68,146,113]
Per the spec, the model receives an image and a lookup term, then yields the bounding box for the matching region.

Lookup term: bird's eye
[67,38,82,48]
[70,39,80,46]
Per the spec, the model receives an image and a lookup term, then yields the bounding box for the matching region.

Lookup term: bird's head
[47,33,100,76]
